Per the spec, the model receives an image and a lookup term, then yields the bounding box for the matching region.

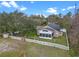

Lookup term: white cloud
[62,9,66,11]
[62,6,75,11]
[67,6,75,10]
[43,14,48,18]
[9,1,27,11]
[1,1,11,7]
[0,1,27,12]
[9,1,19,8]
[46,8,58,14]
[19,6,27,11]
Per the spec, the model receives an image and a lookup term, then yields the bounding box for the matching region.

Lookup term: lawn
[25,42,70,57]
[53,35,67,46]
[35,33,67,46]
[0,38,70,57]
[0,37,4,43]
[0,50,23,57]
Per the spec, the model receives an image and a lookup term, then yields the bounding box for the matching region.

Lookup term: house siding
[53,30,63,37]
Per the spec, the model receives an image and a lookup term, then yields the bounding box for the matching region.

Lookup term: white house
[37,23,63,39]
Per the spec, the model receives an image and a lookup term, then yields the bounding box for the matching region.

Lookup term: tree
[48,14,60,23]
[0,12,9,33]
[0,10,37,38]
[68,9,79,56]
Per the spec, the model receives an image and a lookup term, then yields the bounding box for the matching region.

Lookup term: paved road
[10,36,69,50]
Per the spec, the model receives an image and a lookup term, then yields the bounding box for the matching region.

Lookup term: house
[37,23,64,39]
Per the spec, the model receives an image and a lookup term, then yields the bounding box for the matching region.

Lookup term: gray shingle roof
[48,23,61,31]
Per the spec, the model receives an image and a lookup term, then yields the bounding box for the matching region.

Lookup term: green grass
[53,35,67,46]
[0,38,70,57]
[0,42,70,57]
[34,33,67,46]
[0,39,3,43]
[25,42,70,57]
[0,37,7,43]
[0,50,23,57]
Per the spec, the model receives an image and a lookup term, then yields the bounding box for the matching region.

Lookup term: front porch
[39,33,53,39]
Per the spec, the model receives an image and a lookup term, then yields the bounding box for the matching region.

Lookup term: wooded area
[0,8,79,56]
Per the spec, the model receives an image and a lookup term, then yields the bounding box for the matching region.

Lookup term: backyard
[0,38,70,57]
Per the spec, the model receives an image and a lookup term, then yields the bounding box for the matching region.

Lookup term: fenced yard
[34,33,68,46]
[0,38,70,57]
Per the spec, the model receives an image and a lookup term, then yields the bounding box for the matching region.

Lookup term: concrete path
[10,36,69,50]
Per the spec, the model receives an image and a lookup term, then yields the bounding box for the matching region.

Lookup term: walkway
[10,36,69,50]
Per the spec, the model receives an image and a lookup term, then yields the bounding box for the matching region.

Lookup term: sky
[0,1,79,17]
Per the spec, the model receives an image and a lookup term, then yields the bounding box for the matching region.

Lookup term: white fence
[10,36,69,50]
[10,36,22,40]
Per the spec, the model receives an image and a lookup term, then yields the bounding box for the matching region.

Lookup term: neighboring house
[37,23,64,39]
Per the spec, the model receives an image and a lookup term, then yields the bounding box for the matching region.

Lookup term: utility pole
[73,2,77,25]
[75,2,77,15]
[69,2,78,46]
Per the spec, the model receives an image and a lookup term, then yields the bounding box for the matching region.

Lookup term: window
[40,33,42,36]
[43,30,48,32]
[42,34,45,37]
[49,34,51,37]
[40,33,52,38]
[46,34,48,37]
[40,33,45,37]
[52,33,54,36]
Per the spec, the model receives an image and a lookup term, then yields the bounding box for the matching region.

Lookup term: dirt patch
[0,39,26,53]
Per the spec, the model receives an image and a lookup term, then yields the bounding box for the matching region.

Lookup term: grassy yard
[0,37,4,43]
[35,33,67,46]
[53,35,67,46]
[0,38,70,57]
[25,42,70,57]
[0,50,23,57]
